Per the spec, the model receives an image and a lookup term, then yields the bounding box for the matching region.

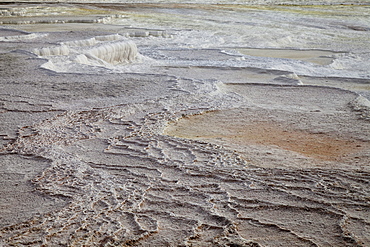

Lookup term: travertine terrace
[1,1,370,246]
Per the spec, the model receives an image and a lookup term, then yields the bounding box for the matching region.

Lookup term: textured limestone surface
[1,2,370,246]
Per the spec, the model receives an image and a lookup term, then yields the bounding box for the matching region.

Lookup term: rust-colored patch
[165,110,367,161]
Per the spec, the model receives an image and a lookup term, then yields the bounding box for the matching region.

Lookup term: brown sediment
[165,110,368,161]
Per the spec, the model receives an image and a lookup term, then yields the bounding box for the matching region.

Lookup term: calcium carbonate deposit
[1,1,370,246]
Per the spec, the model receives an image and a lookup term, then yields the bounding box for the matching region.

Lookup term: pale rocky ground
[0,2,370,246]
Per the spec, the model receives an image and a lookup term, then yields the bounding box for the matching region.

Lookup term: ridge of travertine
[1,87,369,246]
[1,2,370,246]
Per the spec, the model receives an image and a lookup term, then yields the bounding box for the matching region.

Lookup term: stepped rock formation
[1,2,370,246]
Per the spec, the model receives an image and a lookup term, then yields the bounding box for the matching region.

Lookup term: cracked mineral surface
[1,1,370,246]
